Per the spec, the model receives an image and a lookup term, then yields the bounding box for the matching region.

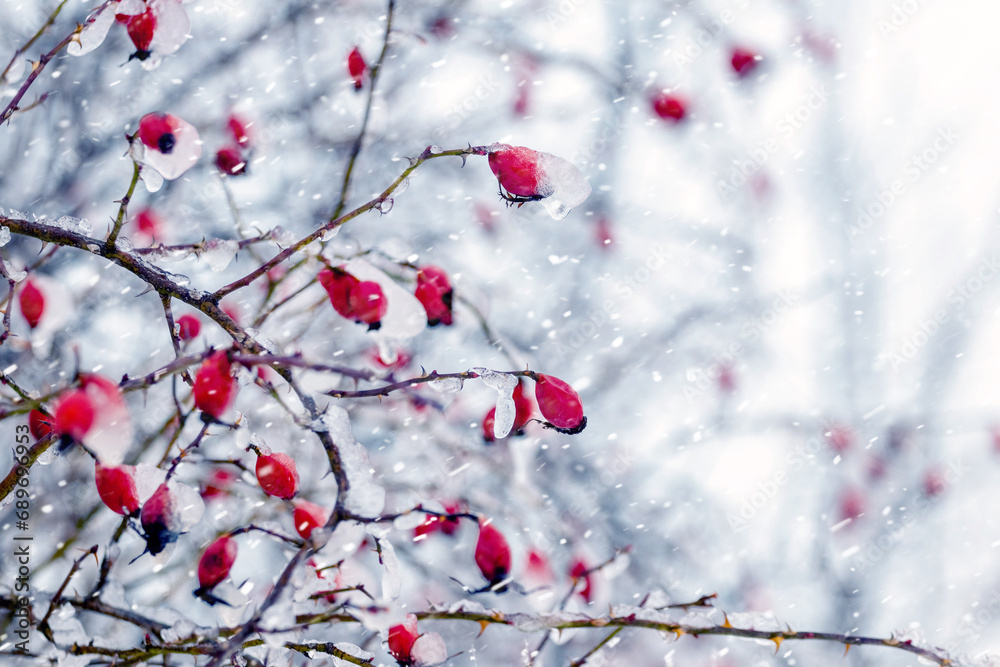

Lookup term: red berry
[512,381,534,433]
[414,501,462,540]
[367,345,411,372]
[117,8,156,59]
[19,279,45,329]
[141,483,179,555]
[415,266,454,326]
[838,488,865,522]
[318,266,361,320]
[826,424,853,454]
[347,47,366,90]
[176,314,201,341]
[482,406,497,443]
[95,462,140,516]
[524,547,553,585]
[349,280,387,330]
[293,500,328,539]
[198,535,238,591]
[924,469,946,497]
[201,468,236,501]
[651,92,686,122]
[227,114,251,147]
[53,389,96,442]
[28,409,52,440]
[215,146,246,175]
[488,145,550,198]
[569,557,594,603]
[534,374,586,434]
[475,519,511,585]
[138,113,177,154]
[134,208,161,243]
[388,614,419,665]
[193,351,237,419]
[255,451,299,499]
[731,47,760,77]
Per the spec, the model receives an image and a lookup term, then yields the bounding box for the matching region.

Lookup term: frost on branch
[474,367,518,439]
[324,406,385,517]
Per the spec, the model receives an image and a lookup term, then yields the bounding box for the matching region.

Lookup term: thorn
[843,643,850,657]
[477,620,489,637]
[721,612,732,629]
[770,635,783,653]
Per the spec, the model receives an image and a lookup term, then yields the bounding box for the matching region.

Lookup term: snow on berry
[475,518,512,586]
[388,614,447,666]
[193,351,237,420]
[197,535,238,592]
[651,91,687,123]
[115,0,190,69]
[414,265,454,326]
[348,46,367,90]
[19,278,45,329]
[138,479,204,559]
[254,451,300,500]
[95,462,141,516]
[730,46,761,78]
[130,112,202,190]
[293,500,329,539]
[533,373,586,434]
[485,143,591,220]
[328,259,428,341]
[53,374,132,464]
[176,314,201,341]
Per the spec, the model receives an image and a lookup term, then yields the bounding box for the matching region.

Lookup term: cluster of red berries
[319,266,388,331]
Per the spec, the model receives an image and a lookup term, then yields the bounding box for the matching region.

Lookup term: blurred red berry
[348,47,366,90]
[197,534,238,591]
[923,469,946,497]
[95,462,140,516]
[193,351,237,419]
[116,8,156,60]
[201,468,236,501]
[415,265,454,326]
[293,500,328,539]
[138,112,177,154]
[19,279,45,329]
[176,314,201,341]
[731,47,760,78]
[255,451,299,499]
[141,482,179,556]
[53,389,96,442]
[534,374,586,434]
[651,92,686,122]
[28,409,52,440]
[838,488,865,522]
[475,519,511,586]
[388,614,419,665]
[134,208,162,244]
[215,146,246,175]
[826,424,853,454]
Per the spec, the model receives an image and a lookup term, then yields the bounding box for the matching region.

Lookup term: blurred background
[1,0,999,665]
